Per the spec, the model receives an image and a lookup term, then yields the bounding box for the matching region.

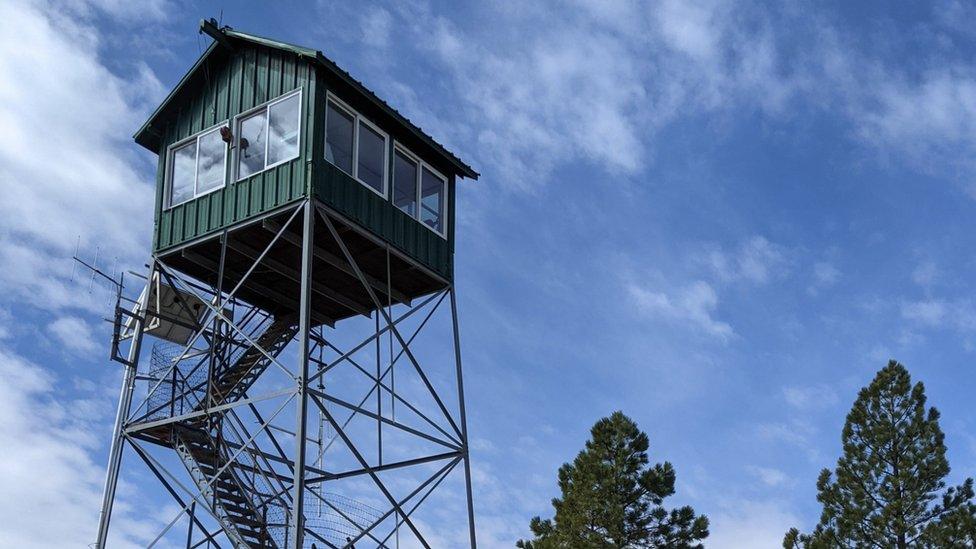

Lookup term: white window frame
[324,93,389,198]
[164,121,229,210]
[234,88,303,182]
[393,143,449,239]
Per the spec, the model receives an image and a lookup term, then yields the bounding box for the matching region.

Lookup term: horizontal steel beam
[263,218,411,306]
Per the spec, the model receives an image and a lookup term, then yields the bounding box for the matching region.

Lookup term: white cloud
[746,465,793,488]
[360,5,393,49]
[49,315,100,354]
[705,236,789,285]
[0,346,161,547]
[630,280,734,340]
[813,261,840,287]
[782,384,839,411]
[854,68,976,191]
[757,420,817,453]
[335,0,806,192]
[901,298,976,334]
[0,0,160,312]
[901,299,948,326]
[330,0,976,199]
[708,499,801,548]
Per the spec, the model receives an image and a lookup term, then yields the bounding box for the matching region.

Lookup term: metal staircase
[207,318,299,407]
[139,314,299,548]
[174,425,278,548]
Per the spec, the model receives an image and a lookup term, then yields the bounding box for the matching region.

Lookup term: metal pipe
[95,262,153,548]
[288,199,315,549]
[450,286,478,549]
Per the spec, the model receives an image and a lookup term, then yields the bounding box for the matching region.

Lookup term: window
[324,96,388,196]
[267,93,301,165]
[420,166,446,233]
[166,124,228,208]
[394,145,448,237]
[325,101,354,173]
[357,123,385,193]
[393,149,417,216]
[236,90,302,180]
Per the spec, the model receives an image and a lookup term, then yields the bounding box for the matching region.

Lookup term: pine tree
[517,411,708,548]
[784,360,976,548]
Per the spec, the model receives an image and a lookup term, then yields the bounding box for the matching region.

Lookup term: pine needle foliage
[784,361,976,548]
[517,411,708,549]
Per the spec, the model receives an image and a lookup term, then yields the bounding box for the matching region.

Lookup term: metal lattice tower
[95,200,477,548]
[91,21,481,546]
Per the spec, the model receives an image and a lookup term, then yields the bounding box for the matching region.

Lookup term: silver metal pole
[449,286,478,549]
[288,199,314,549]
[95,264,153,548]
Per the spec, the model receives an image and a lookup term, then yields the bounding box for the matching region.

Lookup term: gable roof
[134,24,479,180]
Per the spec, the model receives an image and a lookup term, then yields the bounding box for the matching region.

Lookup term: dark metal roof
[134,24,479,180]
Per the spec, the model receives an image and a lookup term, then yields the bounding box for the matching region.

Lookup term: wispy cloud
[629,280,734,341]
[782,384,840,411]
[901,298,976,333]
[49,316,100,355]
[707,498,801,548]
[0,346,161,547]
[746,465,794,488]
[0,0,161,312]
[704,236,791,285]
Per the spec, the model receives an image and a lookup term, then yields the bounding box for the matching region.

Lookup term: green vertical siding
[312,163,453,280]
[153,44,314,252]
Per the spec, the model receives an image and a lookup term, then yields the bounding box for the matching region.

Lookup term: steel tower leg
[450,287,477,549]
[95,264,154,548]
[288,199,314,549]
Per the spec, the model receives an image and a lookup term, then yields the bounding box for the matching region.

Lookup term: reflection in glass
[393,150,417,216]
[325,101,354,174]
[267,94,300,166]
[357,123,385,193]
[170,141,196,206]
[238,110,267,179]
[421,167,444,233]
[196,129,226,194]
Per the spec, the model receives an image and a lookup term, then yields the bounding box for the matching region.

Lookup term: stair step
[215,489,247,504]
[228,514,264,528]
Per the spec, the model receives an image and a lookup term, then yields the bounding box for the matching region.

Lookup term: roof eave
[133,40,221,152]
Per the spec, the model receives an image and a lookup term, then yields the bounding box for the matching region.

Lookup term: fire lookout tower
[95,20,479,549]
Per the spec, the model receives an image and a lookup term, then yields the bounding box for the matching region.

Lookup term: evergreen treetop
[784,360,976,548]
[518,411,708,549]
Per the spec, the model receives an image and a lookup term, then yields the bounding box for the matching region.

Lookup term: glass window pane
[170,141,196,206]
[325,101,354,174]
[267,93,301,166]
[420,167,445,233]
[357,122,385,193]
[393,151,417,217]
[196,129,226,194]
[238,110,267,179]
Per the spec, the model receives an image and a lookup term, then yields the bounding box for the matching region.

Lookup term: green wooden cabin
[134,22,478,325]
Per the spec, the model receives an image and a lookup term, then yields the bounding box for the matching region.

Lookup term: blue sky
[3,0,976,546]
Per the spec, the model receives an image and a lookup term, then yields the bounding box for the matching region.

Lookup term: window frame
[234,88,303,182]
[393,143,449,239]
[324,93,389,199]
[164,120,229,210]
